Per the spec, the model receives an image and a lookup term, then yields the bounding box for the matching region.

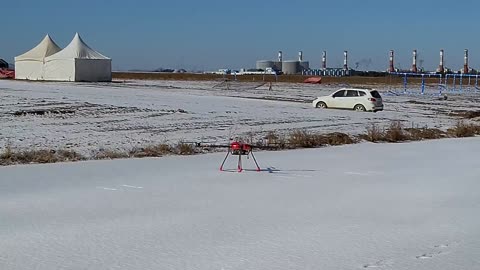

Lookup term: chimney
[343,50,348,70]
[438,49,444,73]
[278,51,283,62]
[322,51,327,70]
[411,49,418,73]
[388,50,395,72]
[464,49,469,74]
[298,51,303,62]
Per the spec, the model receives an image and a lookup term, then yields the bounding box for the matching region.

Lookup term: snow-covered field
[1,79,480,269]
[1,138,480,269]
[1,79,479,156]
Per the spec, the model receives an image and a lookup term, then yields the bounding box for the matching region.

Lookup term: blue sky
[2,0,479,71]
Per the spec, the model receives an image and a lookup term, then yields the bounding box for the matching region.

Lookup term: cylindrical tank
[282,61,300,75]
[273,61,282,71]
[299,61,310,71]
[256,60,274,70]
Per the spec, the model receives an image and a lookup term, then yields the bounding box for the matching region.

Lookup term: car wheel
[316,102,327,109]
[354,104,366,112]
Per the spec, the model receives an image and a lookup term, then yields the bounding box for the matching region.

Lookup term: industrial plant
[251,48,478,78]
[388,49,476,74]
[256,50,352,77]
[256,51,309,75]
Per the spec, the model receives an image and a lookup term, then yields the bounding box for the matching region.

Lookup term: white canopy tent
[44,33,111,82]
[14,35,61,80]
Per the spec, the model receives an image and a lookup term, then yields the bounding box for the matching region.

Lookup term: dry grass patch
[362,123,384,142]
[447,121,480,137]
[384,121,409,142]
[129,144,172,158]
[361,121,449,142]
[320,132,356,145]
[450,110,480,119]
[56,150,85,162]
[263,131,287,149]
[0,147,84,165]
[406,127,446,140]
[175,142,196,155]
[94,149,129,160]
[286,130,354,148]
[17,150,58,164]
[287,130,323,148]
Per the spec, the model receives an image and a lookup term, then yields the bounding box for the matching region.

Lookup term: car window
[333,90,346,98]
[370,90,382,98]
[358,91,366,96]
[346,90,359,97]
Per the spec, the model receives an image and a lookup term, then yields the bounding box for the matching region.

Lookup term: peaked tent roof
[46,33,110,61]
[15,35,62,61]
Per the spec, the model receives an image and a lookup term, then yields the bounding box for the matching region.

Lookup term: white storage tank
[282,60,300,75]
[256,60,275,71]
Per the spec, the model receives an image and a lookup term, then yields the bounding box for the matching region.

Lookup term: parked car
[312,88,383,112]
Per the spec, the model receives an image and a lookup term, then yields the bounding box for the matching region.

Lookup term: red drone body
[219,141,261,172]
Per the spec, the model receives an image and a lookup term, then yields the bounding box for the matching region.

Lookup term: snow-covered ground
[1,138,480,269]
[1,79,479,156]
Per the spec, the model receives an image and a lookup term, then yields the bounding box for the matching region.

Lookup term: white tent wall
[75,59,112,82]
[43,59,76,81]
[43,59,111,82]
[14,61,46,80]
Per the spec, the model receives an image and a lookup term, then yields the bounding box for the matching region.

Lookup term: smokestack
[343,50,348,70]
[411,49,418,73]
[438,49,444,73]
[388,50,395,72]
[464,49,469,74]
[278,51,283,62]
[298,51,303,62]
[322,51,327,70]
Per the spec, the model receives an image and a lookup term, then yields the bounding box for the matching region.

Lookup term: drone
[190,131,288,173]
[219,141,261,172]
